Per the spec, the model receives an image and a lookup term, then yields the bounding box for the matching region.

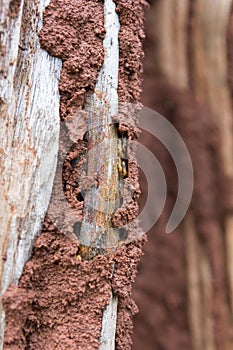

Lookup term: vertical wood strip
[80,0,120,257]
[200,249,216,350]
[151,0,189,89]
[79,0,120,348]
[185,214,203,350]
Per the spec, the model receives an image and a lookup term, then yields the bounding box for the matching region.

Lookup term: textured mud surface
[39,0,105,120]
[3,228,146,350]
[3,0,147,349]
[113,0,148,102]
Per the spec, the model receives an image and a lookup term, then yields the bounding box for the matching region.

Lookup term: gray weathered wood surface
[0,0,61,347]
[85,1,120,348]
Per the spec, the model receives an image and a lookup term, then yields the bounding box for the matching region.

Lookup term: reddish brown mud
[3,228,146,350]
[39,0,105,120]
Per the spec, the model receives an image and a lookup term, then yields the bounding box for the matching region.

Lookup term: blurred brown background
[133,1,233,349]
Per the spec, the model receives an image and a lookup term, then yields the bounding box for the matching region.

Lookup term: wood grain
[0,0,61,346]
[151,0,189,89]
[79,1,120,348]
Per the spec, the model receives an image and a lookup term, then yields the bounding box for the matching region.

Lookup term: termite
[117,129,128,178]
[118,158,127,177]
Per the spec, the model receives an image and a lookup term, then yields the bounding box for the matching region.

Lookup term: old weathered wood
[185,214,202,350]
[185,214,216,350]
[151,0,189,89]
[79,0,120,348]
[99,292,118,350]
[80,0,120,257]
[0,0,61,347]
